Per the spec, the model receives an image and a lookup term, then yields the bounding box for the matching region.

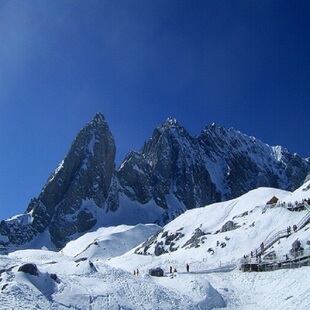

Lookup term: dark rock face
[119,120,310,225]
[1,113,116,249]
[0,215,37,245]
[45,113,115,247]
[182,228,206,249]
[117,151,153,205]
[141,119,221,211]
[198,124,310,200]
[18,263,38,276]
[135,229,163,255]
[290,239,304,257]
[220,221,239,233]
[118,118,221,224]
[37,112,116,247]
[0,114,309,250]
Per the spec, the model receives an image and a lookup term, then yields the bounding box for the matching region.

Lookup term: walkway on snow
[251,202,310,257]
[241,201,310,272]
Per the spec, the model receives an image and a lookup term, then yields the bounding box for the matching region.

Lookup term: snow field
[0,181,310,309]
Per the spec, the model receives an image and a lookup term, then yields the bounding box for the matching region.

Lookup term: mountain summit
[1,113,116,248]
[1,113,309,249]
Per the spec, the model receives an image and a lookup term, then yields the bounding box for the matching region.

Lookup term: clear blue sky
[0,0,309,220]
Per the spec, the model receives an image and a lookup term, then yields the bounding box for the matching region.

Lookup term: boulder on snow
[220,221,239,233]
[290,239,304,257]
[182,228,206,249]
[89,260,97,272]
[154,241,168,256]
[75,257,88,263]
[18,263,38,276]
[292,239,301,250]
[207,248,214,255]
[135,229,164,256]
[149,267,164,277]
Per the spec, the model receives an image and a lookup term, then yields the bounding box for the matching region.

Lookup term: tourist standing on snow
[186,263,189,272]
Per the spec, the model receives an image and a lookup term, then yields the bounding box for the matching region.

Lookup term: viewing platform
[240,249,310,272]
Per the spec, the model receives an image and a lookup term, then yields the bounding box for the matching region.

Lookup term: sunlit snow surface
[1,181,310,309]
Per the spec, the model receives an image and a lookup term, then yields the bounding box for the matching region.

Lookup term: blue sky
[0,0,309,220]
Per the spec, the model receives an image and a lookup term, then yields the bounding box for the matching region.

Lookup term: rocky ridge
[0,113,309,249]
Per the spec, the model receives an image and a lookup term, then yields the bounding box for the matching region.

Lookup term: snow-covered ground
[0,181,310,309]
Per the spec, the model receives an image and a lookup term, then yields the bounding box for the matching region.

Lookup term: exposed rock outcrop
[1,113,309,250]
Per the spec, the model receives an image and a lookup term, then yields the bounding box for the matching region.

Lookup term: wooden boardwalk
[241,254,310,272]
[241,201,310,272]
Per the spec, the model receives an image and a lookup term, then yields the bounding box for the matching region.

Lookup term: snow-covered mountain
[0,182,309,309]
[0,113,309,249]
[120,118,309,224]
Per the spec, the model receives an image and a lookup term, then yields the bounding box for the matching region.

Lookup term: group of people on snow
[169,264,190,273]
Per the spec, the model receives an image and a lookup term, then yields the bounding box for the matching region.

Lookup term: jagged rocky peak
[199,122,269,157]
[93,111,105,123]
[1,112,118,249]
[156,118,182,140]
[198,123,310,197]
[137,118,219,213]
[72,111,113,155]
[200,123,240,143]
[201,122,227,133]
[29,112,116,247]
[1,114,310,251]
[141,117,193,165]
[153,117,187,136]
[163,116,179,127]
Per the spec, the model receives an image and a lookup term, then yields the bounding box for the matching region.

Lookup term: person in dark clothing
[186,263,189,272]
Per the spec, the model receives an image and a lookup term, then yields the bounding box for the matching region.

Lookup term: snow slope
[0,182,309,309]
[62,223,161,260]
